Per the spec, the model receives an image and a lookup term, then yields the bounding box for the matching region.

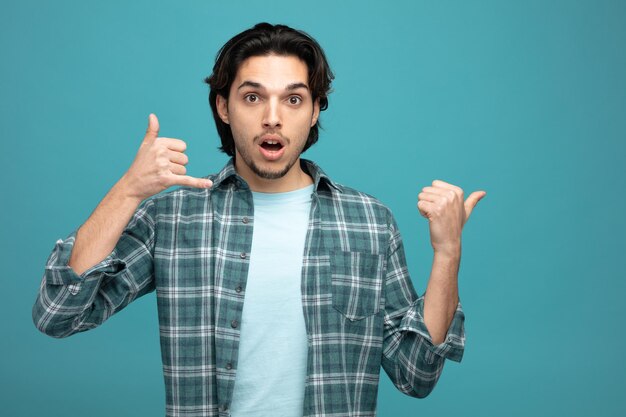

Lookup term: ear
[216,95,230,124]
[310,97,320,127]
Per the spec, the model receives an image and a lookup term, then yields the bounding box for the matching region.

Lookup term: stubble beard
[235,133,307,180]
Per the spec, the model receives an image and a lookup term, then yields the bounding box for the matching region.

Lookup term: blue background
[2,1,625,416]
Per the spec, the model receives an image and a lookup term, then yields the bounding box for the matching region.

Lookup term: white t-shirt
[230,184,314,417]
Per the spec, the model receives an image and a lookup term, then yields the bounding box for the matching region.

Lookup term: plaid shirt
[33,158,465,417]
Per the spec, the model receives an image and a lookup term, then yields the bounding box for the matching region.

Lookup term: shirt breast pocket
[330,250,385,321]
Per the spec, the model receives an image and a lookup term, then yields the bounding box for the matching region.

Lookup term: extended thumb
[145,113,160,139]
[464,191,487,221]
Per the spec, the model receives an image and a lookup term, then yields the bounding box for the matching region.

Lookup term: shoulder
[333,183,388,208]
[322,182,395,227]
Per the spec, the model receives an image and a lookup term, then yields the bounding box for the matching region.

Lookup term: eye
[244,94,259,103]
[288,96,302,105]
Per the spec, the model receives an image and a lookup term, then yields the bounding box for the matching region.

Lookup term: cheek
[288,109,314,126]
[233,106,261,123]
[228,109,255,133]
[296,113,316,134]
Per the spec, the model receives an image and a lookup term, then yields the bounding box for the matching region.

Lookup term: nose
[262,97,282,129]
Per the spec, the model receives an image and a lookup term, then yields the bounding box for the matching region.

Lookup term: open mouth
[260,139,284,152]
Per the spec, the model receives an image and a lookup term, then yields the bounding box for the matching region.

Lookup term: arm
[380,218,465,399]
[32,114,211,338]
[68,177,143,276]
[70,112,211,276]
[423,248,461,344]
[380,180,485,397]
[32,196,157,338]
[417,179,485,344]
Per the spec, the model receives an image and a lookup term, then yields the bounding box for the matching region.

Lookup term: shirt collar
[207,158,343,193]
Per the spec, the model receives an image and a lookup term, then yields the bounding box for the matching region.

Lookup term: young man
[33,23,486,417]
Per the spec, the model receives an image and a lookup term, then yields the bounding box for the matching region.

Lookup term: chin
[250,162,292,180]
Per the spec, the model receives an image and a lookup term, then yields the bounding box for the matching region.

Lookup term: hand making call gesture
[67,114,213,276]
[122,114,213,202]
[417,180,486,257]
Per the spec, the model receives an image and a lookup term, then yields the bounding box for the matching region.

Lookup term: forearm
[69,175,143,276]
[381,219,466,398]
[423,246,461,344]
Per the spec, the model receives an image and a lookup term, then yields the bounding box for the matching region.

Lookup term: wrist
[114,174,144,206]
[433,242,461,260]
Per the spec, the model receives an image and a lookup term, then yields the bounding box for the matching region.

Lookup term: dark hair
[204,22,334,156]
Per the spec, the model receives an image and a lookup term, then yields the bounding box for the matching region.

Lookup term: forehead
[233,54,309,89]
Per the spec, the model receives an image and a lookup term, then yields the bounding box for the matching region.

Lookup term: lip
[259,134,286,147]
[258,134,286,161]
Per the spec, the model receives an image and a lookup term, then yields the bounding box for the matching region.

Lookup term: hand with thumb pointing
[417,179,486,257]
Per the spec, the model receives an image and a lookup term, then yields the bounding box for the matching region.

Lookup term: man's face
[217,54,320,183]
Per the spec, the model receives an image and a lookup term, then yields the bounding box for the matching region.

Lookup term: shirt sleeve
[32,198,157,338]
[380,213,465,398]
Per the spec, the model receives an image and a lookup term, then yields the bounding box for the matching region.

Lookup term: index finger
[432,179,463,194]
[158,137,187,152]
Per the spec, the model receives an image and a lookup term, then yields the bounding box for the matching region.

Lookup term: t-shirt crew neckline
[251,184,315,205]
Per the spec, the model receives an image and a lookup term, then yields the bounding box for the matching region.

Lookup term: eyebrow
[237,80,309,91]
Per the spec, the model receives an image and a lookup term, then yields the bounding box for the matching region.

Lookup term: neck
[235,157,313,193]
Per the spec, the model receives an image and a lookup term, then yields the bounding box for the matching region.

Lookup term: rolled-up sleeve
[381,214,465,398]
[32,198,157,338]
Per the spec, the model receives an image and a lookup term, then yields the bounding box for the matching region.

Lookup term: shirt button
[235,285,242,293]
[225,362,232,370]
[242,217,249,224]
[231,319,238,328]
[240,252,246,259]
